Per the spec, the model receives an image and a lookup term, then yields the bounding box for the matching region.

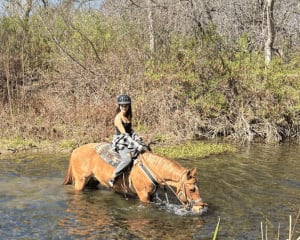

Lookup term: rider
[108,94,147,187]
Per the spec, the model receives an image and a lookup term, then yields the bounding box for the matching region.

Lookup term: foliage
[0,8,300,146]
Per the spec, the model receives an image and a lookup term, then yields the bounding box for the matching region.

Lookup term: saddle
[94,142,122,167]
[94,142,158,188]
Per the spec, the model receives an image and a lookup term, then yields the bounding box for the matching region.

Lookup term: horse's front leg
[136,189,151,203]
[134,183,156,202]
[130,166,155,202]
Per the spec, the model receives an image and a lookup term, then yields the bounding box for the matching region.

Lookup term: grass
[212,212,300,240]
[0,137,75,154]
[0,137,38,152]
[212,217,221,240]
[153,141,236,159]
[260,212,300,240]
[0,136,235,158]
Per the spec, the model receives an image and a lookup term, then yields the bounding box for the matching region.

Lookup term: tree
[147,0,155,53]
[265,0,275,66]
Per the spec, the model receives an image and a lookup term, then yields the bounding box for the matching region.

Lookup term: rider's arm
[114,114,126,134]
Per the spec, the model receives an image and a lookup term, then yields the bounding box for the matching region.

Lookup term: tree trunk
[147,0,155,54]
[265,0,275,66]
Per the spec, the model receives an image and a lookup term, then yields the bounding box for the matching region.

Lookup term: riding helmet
[117,94,131,105]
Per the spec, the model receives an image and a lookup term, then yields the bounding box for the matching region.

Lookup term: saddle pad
[94,143,121,167]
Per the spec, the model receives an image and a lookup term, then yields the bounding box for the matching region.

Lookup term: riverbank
[0,138,76,155]
[0,137,236,158]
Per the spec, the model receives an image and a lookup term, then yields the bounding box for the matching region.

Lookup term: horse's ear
[187,167,197,179]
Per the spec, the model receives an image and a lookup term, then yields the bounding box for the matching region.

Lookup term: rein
[160,171,188,207]
[139,154,189,208]
[138,162,159,187]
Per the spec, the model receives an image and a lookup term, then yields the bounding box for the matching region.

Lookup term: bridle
[139,155,203,209]
[176,171,203,209]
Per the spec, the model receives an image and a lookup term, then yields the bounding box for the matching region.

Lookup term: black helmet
[117,94,131,105]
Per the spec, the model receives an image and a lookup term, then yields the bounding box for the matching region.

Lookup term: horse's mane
[141,152,186,181]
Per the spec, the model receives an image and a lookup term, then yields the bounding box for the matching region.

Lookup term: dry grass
[260,211,300,240]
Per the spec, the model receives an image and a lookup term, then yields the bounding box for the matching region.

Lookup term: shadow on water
[0,144,299,239]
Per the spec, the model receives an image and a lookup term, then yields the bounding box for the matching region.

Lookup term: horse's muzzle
[190,199,208,214]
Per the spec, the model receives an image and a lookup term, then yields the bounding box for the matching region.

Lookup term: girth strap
[138,162,159,187]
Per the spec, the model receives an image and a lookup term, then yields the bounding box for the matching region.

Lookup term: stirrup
[108,179,114,187]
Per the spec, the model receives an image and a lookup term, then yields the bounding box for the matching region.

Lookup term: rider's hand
[137,144,143,152]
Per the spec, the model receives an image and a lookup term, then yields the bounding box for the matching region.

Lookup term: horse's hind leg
[74,176,90,191]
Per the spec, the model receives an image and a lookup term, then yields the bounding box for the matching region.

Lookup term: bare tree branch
[61,15,102,64]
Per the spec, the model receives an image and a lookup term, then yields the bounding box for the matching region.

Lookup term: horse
[63,143,207,213]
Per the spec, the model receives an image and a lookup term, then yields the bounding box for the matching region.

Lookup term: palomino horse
[63,143,207,212]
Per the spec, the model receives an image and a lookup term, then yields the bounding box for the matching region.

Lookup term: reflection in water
[0,144,299,239]
[59,192,114,238]
[59,190,205,239]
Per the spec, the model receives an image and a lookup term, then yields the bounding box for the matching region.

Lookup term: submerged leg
[136,190,151,203]
[74,176,90,191]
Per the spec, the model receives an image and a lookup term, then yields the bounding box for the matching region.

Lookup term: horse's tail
[63,160,73,185]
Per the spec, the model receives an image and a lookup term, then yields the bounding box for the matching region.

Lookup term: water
[0,143,299,239]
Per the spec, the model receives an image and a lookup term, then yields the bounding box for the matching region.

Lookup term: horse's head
[176,168,207,213]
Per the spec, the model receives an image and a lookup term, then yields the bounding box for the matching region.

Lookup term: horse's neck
[142,152,186,183]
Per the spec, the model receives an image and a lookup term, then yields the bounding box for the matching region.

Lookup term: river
[0,143,299,239]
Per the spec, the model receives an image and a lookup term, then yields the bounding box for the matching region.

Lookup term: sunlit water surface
[0,143,299,239]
